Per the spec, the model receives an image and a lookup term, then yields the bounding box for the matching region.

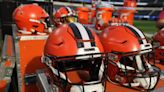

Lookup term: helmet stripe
[65,6,73,15]
[125,25,143,44]
[74,23,92,48]
[84,26,96,47]
[124,24,147,44]
[69,23,96,48]
[65,6,69,13]
[69,23,84,48]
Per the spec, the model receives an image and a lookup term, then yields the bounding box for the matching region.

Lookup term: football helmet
[95,2,113,30]
[42,22,107,92]
[99,23,160,91]
[13,4,49,35]
[53,7,77,27]
[153,28,164,64]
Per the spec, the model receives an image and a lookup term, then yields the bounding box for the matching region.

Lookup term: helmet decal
[69,23,95,48]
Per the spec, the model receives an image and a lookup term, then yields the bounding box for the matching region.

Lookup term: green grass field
[134,20,158,34]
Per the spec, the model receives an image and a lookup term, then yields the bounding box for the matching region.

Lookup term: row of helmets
[12,2,160,92]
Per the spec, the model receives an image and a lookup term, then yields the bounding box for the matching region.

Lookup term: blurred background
[52,0,163,34]
[0,0,163,53]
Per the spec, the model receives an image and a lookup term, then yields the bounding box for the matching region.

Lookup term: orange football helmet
[99,23,160,91]
[13,4,49,35]
[53,7,77,27]
[42,22,106,92]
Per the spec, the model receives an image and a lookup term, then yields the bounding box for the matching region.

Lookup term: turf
[134,20,158,34]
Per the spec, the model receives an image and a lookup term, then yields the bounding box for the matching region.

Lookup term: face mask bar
[44,17,52,28]
[28,18,49,35]
[43,53,108,92]
[106,49,161,92]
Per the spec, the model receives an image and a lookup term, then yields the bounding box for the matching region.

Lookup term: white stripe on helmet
[74,23,92,48]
